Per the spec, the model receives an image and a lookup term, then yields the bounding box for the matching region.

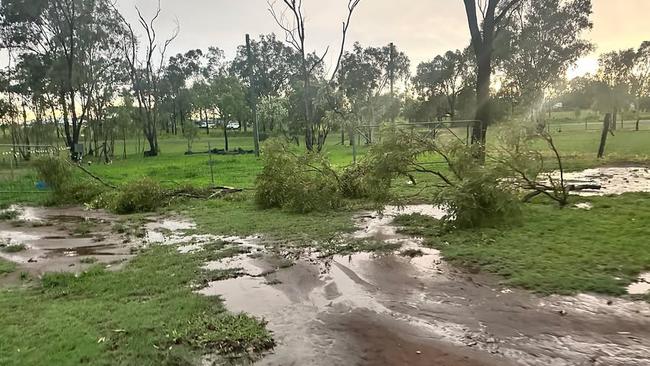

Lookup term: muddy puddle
[628,273,650,295]
[0,206,138,280]
[557,166,650,196]
[196,205,650,366]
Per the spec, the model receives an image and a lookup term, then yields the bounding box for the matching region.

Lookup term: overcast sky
[107,0,650,77]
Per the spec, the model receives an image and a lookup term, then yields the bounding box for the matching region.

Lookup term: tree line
[0,0,646,163]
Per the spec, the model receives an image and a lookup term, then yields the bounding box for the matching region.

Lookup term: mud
[0,206,136,281]
[559,166,650,196]
[198,206,650,366]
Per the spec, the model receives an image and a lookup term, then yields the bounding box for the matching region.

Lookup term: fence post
[208,142,215,188]
[597,113,611,159]
[9,147,14,181]
[352,128,357,165]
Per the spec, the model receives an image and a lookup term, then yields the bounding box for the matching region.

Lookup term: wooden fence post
[597,113,611,159]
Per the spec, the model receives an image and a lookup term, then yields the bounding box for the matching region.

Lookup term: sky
[114,0,650,79]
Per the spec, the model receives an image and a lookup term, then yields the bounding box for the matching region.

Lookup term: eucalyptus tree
[258,96,289,134]
[337,43,410,130]
[231,34,300,99]
[0,0,128,160]
[597,49,636,129]
[268,0,363,152]
[499,0,593,122]
[461,0,524,159]
[414,50,470,119]
[211,76,248,151]
[160,49,205,135]
[632,42,650,129]
[119,4,178,157]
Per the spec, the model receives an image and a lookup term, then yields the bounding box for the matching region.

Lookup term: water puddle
[558,166,650,196]
[197,204,650,366]
[627,273,650,295]
[573,202,593,210]
[44,244,120,257]
[0,206,136,278]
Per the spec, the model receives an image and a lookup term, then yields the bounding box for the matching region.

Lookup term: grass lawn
[181,194,358,243]
[396,193,650,296]
[0,258,15,275]
[0,243,273,366]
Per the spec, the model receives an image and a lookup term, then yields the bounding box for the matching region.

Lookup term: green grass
[0,258,16,275]
[1,126,649,207]
[1,244,27,253]
[180,193,358,243]
[0,243,273,366]
[396,193,650,296]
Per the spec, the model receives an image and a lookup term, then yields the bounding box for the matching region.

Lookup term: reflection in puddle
[44,244,120,257]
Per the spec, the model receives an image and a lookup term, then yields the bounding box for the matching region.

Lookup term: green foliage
[110,178,167,214]
[432,142,521,228]
[33,156,107,206]
[255,139,342,213]
[1,244,26,253]
[355,127,521,228]
[339,163,372,199]
[33,156,72,193]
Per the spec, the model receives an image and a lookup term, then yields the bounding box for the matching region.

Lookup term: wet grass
[0,258,15,275]
[181,192,358,243]
[396,193,650,297]
[0,243,273,366]
[0,209,19,220]
[3,128,648,207]
[1,244,27,253]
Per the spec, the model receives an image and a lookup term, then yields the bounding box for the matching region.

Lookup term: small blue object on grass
[35,181,48,190]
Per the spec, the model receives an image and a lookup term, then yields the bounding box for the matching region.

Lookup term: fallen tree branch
[73,163,118,189]
[522,183,602,203]
[168,186,244,200]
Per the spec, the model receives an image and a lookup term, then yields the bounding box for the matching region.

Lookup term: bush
[34,156,107,205]
[33,156,72,192]
[110,178,167,214]
[255,139,342,213]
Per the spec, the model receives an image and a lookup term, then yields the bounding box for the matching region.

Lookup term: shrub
[34,156,107,205]
[33,156,72,192]
[255,139,342,213]
[110,178,167,214]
